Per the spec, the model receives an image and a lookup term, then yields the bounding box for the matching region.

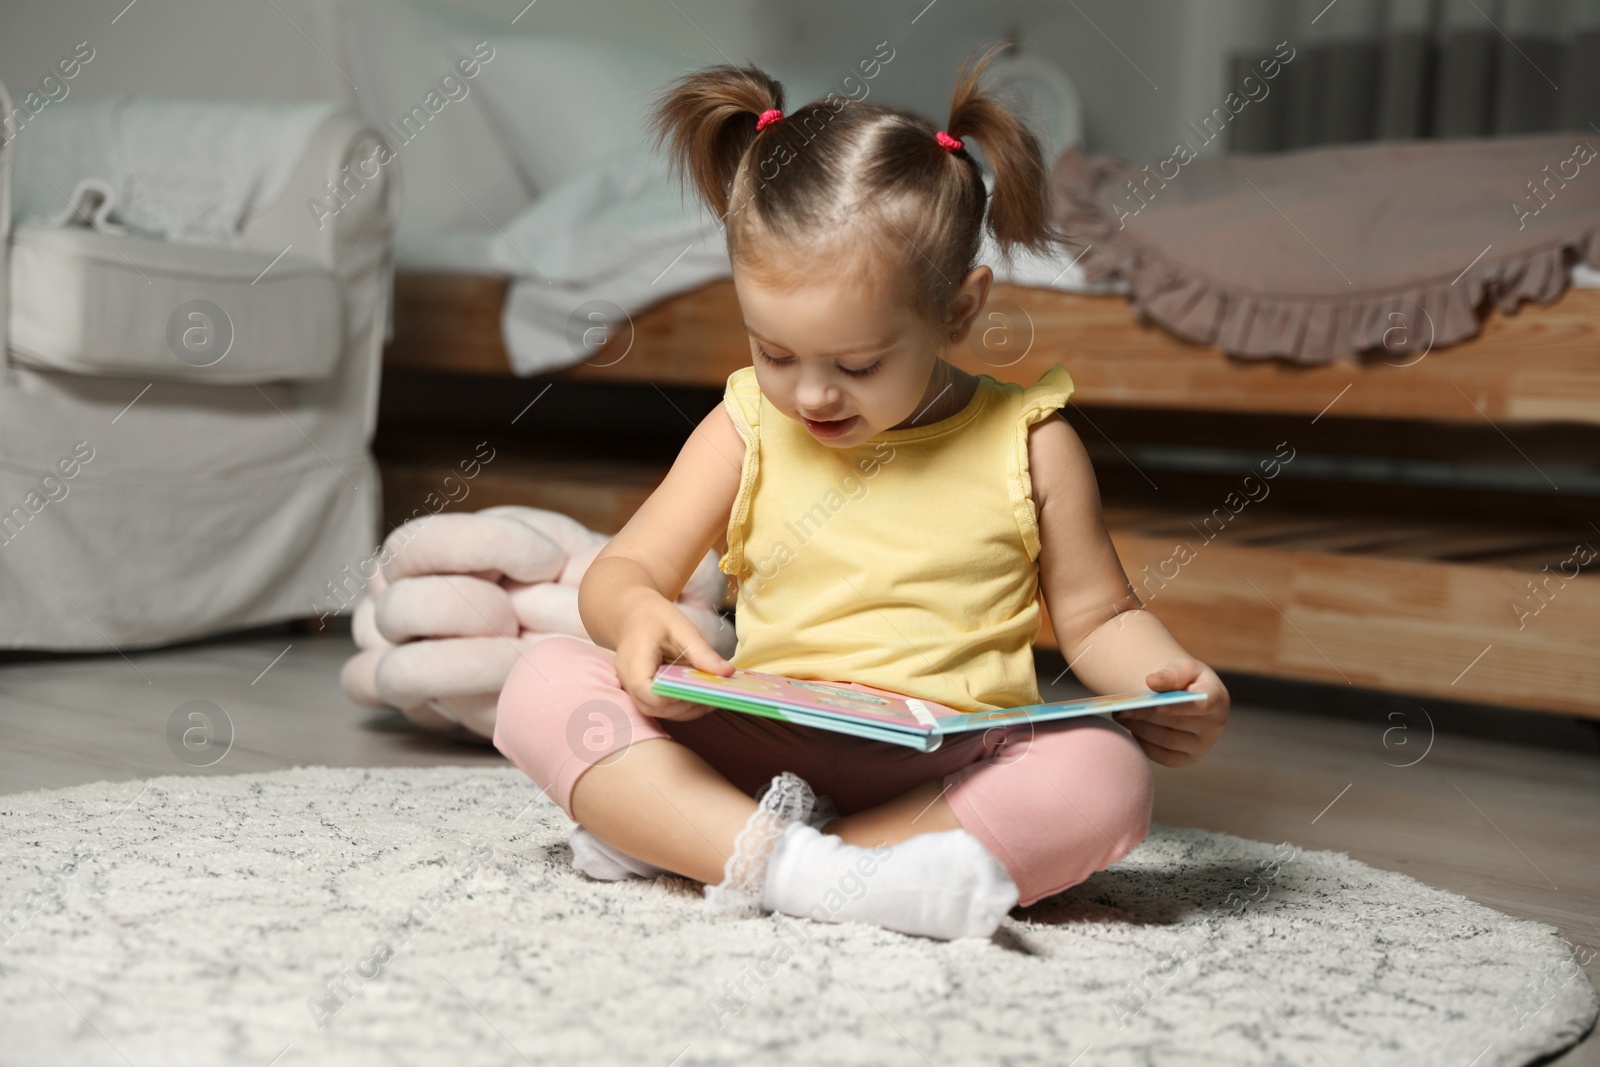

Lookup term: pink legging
[494,635,1154,907]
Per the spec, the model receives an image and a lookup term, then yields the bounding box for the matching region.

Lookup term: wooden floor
[2,624,1597,1063]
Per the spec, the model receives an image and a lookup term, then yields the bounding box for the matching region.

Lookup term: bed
[323,0,1598,718]
[380,272,1600,720]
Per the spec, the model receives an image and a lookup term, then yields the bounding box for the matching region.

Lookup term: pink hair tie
[935,130,964,152]
[755,108,784,132]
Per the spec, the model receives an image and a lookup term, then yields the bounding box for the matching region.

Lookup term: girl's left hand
[1112,657,1230,768]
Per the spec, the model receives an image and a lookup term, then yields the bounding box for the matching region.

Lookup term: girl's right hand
[613,593,734,720]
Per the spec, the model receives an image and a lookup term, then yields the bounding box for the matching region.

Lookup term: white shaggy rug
[0,766,1593,1067]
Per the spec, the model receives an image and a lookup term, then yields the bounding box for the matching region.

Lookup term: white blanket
[9,95,341,247]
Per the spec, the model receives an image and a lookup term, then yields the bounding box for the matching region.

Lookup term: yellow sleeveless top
[717,362,1076,714]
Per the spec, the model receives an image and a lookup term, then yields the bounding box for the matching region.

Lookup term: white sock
[759,823,1018,940]
[569,826,666,881]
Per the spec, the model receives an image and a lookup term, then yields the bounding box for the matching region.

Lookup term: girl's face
[732,262,958,448]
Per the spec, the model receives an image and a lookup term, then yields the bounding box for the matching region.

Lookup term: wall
[0,0,1297,162]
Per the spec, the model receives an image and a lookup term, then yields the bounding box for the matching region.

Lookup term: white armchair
[0,77,399,650]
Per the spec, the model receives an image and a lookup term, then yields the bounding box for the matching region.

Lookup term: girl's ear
[946,265,995,342]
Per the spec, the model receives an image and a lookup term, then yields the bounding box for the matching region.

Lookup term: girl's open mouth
[803,415,859,438]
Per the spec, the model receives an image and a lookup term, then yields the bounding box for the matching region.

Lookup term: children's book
[651,663,1205,752]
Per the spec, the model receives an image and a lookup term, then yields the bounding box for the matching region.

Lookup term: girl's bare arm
[578,402,747,716]
[1026,411,1229,766]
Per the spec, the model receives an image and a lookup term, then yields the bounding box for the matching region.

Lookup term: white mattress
[392,154,1600,378]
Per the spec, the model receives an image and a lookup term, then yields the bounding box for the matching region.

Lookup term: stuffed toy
[339,505,733,740]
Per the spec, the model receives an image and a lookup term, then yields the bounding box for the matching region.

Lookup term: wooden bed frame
[382,273,1600,719]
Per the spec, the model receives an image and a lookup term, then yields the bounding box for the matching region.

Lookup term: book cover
[651,663,1204,751]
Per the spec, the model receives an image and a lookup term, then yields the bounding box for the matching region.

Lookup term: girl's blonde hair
[647,41,1068,336]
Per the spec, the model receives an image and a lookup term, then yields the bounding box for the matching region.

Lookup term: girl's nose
[795,371,841,412]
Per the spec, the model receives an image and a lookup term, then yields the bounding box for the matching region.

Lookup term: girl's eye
[754,343,792,368]
[754,342,883,378]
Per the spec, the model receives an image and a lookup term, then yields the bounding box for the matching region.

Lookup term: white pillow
[490,145,722,285]
[330,0,535,240]
[471,34,702,194]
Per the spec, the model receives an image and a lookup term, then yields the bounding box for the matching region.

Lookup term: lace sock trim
[808,794,839,830]
[702,771,815,919]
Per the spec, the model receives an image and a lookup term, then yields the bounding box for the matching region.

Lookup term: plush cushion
[374,574,520,644]
[504,580,586,639]
[7,223,340,383]
[479,504,604,559]
[341,506,735,742]
[379,512,566,585]
[373,635,528,709]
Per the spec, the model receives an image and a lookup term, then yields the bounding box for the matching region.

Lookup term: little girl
[495,42,1229,941]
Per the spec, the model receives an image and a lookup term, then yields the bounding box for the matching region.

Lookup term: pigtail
[647,64,786,222]
[944,41,1068,263]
